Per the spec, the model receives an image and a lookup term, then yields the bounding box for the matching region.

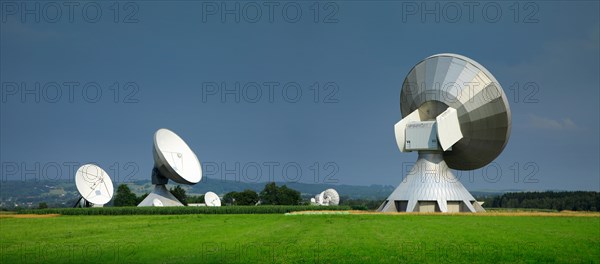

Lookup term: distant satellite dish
[322,189,340,206]
[379,53,511,213]
[204,191,221,207]
[74,164,114,207]
[138,128,202,207]
[317,192,324,205]
[312,189,340,206]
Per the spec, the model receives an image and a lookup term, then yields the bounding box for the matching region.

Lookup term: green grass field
[1,214,598,263]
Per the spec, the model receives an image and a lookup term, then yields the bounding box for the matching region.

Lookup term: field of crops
[1,213,598,263]
[15,205,352,215]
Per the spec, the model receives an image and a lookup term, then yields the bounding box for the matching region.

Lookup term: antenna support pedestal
[138,184,184,207]
[151,167,169,185]
[377,151,485,213]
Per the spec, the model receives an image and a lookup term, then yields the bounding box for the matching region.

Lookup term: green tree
[278,185,301,205]
[38,202,48,209]
[259,183,300,205]
[113,184,138,206]
[187,195,205,204]
[223,192,237,205]
[236,189,259,205]
[259,182,279,205]
[169,185,188,206]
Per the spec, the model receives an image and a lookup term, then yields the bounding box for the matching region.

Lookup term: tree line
[112,182,302,207]
[480,191,599,211]
[102,185,600,212]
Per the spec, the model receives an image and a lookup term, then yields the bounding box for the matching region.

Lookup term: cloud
[528,114,578,130]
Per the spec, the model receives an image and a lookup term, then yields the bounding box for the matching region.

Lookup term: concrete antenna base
[137,184,184,207]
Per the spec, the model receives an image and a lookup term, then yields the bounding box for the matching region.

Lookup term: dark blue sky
[1,1,598,191]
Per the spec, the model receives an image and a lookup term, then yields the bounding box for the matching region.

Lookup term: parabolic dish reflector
[153,128,202,184]
[316,192,324,205]
[204,191,221,207]
[400,53,511,170]
[75,164,114,205]
[322,189,340,206]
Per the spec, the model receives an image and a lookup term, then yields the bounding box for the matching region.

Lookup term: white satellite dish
[204,192,221,207]
[138,128,202,207]
[317,192,324,205]
[152,128,202,185]
[379,54,511,213]
[74,164,114,207]
[312,189,340,206]
[322,189,340,206]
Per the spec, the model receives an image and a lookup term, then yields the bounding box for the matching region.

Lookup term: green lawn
[1,214,598,263]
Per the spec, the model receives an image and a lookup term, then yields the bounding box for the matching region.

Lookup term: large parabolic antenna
[138,128,202,207]
[74,164,114,207]
[378,54,511,213]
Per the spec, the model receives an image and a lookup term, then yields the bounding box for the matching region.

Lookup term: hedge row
[17,205,352,215]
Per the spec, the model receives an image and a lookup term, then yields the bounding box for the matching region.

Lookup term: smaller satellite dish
[204,191,221,207]
[153,198,164,207]
[322,189,340,206]
[75,164,114,206]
